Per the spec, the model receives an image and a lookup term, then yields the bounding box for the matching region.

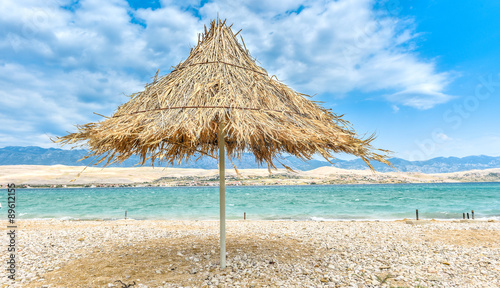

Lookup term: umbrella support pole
[218,124,226,269]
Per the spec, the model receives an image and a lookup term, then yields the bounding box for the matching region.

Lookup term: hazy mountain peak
[0,146,499,174]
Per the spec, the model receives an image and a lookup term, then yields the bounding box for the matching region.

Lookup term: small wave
[310,216,398,222]
[22,217,79,221]
[16,215,500,221]
[476,215,500,221]
[310,217,338,221]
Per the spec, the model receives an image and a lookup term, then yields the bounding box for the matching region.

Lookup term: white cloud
[199,0,454,109]
[0,62,143,146]
[0,0,455,148]
[0,132,58,148]
[435,133,452,142]
[0,0,199,147]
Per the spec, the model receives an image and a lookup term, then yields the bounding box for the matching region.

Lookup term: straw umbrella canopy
[56,19,391,269]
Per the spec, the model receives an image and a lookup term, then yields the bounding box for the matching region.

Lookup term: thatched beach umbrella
[57,19,390,269]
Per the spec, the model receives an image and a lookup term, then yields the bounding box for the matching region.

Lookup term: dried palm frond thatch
[56,19,391,171]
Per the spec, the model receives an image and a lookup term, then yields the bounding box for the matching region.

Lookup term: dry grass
[55,19,391,173]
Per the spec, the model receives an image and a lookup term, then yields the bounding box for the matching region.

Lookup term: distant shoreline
[1,164,500,188]
[8,181,500,189]
[2,218,498,222]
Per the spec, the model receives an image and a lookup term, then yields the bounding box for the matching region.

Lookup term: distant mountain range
[1,146,499,174]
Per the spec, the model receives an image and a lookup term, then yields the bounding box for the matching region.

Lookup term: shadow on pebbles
[28,234,310,287]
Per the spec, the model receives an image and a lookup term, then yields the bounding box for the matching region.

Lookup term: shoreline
[1,219,499,287]
[8,217,500,222]
[9,180,500,189]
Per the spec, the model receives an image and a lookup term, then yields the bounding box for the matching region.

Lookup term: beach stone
[405,220,431,225]
[6,219,500,287]
[428,275,442,281]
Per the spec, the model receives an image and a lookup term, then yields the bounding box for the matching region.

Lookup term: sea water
[2,183,499,221]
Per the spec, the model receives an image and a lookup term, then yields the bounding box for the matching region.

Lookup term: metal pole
[218,123,226,269]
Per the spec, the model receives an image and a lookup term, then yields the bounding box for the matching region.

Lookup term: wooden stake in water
[472,210,474,220]
[416,209,419,220]
[244,212,246,220]
[467,213,470,219]
[463,213,465,220]
[125,210,127,220]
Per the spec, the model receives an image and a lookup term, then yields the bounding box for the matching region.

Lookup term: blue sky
[0,0,499,161]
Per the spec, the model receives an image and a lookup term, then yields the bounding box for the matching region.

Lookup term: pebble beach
[1,219,499,288]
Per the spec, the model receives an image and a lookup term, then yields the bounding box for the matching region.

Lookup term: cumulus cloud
[0,0,455,148]
[0,0,199,147]
[198,0,454,109]
[435,133,452,142]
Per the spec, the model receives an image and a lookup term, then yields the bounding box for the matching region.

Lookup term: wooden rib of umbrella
[55,18,392,270]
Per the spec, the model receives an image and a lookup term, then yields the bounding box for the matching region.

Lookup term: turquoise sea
[3,183,500,221]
